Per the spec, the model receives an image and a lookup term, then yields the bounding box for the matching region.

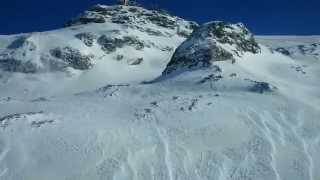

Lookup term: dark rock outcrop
[250,81,274,94]
[208,22,260,53]
[0,36,40,73]
[197,66,223,84]
[272,43,320,60]
[75,32,97,47]
[297,43,320,58]
[50,47,94,70]
[127,57,143,65]
[64,5,198,38]
[7,36,37,50]
[0,111,44,128]
[162,21,260,75]
[97,35,145,54]
[275,47,291,56]
[0,4,198,75]
[0,59,39,73]
[65,16,106,27]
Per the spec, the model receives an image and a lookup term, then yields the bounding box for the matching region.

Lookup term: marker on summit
[118,0,139,6]
[118,0,129,6]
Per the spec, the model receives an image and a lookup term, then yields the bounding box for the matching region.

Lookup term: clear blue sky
[0,0,319,35]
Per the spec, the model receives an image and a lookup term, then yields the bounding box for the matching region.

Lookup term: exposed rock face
[50,47,94,70]
[0,4,199,75]
[0,36,95,73]
[274,47,291,56]
[0,45,94,73]
[197,66,223,84]
[127,57,143,65]
[75,32,97,47]
[7,36,37,50]
[297,43,320,56]
[0,35,40,73]
[0,111,44,128]
[209,22,260,53]
[0,111,56,129]
[0,59,38,73]
[97,35,145,54]
[64,10,106,27]
[0,34,94,73]
[64,5,198,38]
[162,21,260,75]
[249,81,274,94]
[273,43,320,60]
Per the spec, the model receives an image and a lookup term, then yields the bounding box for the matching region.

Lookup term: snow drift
[0,4,319,180]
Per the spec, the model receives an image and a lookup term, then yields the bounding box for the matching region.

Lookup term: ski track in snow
[0,146,9,178]
[156,127,173,180]
[0,84,319,179]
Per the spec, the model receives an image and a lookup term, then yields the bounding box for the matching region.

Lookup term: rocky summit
[65,4,198,37]
[162,21,260,75]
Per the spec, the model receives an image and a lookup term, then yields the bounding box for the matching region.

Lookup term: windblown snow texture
[0,4,319,180]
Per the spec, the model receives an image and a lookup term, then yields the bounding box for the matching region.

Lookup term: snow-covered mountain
[257,36,320,61]
[0,4,320,180]
[0,5,196,87]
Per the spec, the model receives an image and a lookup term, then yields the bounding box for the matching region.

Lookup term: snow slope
[257,36,320,61]
[0,5,320,180]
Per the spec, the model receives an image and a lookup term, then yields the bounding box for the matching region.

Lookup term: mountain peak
[162,21,260,76]
[64,4,198,35]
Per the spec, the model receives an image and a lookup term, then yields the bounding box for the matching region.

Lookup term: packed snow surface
[0,5,320,180]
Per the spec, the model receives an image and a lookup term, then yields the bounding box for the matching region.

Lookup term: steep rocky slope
[162,21,260,76]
